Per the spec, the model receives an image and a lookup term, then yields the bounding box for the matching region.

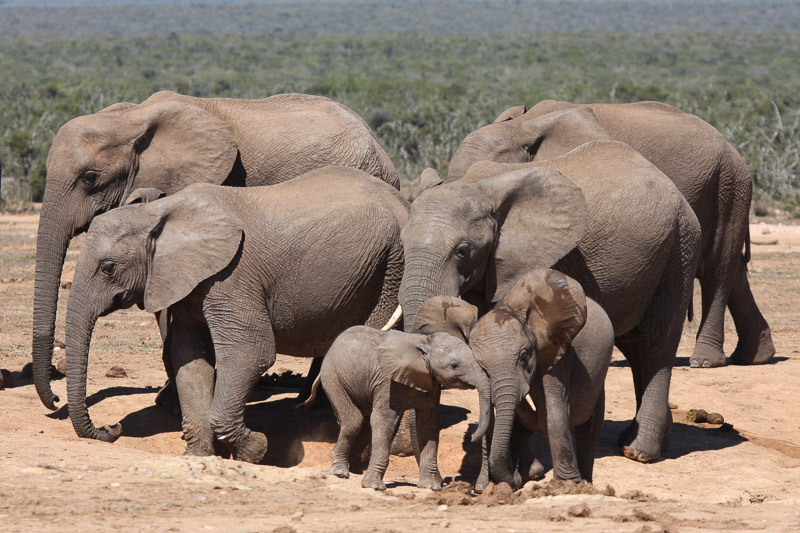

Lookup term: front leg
[540,371,581,483]
[413,387,443,490]
[170,319,216,456]
[207,302,275,464]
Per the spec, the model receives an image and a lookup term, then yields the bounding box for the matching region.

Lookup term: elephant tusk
[380,305,403,331]
[525,393,536,412]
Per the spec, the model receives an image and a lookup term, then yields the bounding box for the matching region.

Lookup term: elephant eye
[449,360,459,370]
[101,262,116,276]
[454,243,470,259]
[81,171,99,188]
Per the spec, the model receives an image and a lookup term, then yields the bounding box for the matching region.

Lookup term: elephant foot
[616,420,636,447]
[689,342,727,368]
[231,431,268,464]
[155,379,181,416]
[528,458,545,481]
[327,463,350,479]
[361,471,386,491]
[417,471,443,491]
[183,442,215,457]
[621,422,670,463]
[730,327,775,365]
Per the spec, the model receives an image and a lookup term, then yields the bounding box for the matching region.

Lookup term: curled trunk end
[471,368,493,442]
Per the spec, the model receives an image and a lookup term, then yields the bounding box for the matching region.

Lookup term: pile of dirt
[430,479,625,507]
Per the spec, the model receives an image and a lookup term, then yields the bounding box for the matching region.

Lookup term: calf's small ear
[416,168,444,198]
[411,296,478,343]
[377,330,434,392]
[493,105,528,123]
[124,187,165,205]
[502,269,587,371]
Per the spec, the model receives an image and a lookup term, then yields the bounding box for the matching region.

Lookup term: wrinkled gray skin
[467,270,614,490]
[449,101,770,369]
[399,141,700,465]
[33,90,400,412]
[309,296,491,491]
[64,168,407,463]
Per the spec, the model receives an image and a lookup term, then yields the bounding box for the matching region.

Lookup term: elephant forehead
[471,309,527,346]
[428,332,467,351]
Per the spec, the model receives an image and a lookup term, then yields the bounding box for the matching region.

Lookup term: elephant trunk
[399,256,455,333]
[487,377,522,486]
[64,272,121,443]
[32,202,72,410]
[471,367,493,443]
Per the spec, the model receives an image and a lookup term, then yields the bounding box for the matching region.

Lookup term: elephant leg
[349,425,372,475]
[362,405,402,491]
[154,310,180,414]
[540,372,581,483]
[617,348,644,447]
[414,396,443,490]
[575,388,605,483]
[728,255,775,365]
[207,307,275,464]
[326,380,365,479]
[510,420,535,486]
[690,272,729,368]
[170,320,216,456]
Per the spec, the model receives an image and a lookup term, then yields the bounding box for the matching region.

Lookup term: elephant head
[378,296,492,442]
[398,166,588,333]
[469,269,588,486]
[64,184,243,441]
[33,92,239,410]
[447,107,610,181]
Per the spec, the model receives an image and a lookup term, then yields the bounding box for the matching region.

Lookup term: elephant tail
[744,225,751,263]
[296,374,322,409]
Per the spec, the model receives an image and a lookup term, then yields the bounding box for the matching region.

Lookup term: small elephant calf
[304,296,491,490]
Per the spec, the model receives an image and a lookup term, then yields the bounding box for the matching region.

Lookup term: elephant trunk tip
[97,423,123,443]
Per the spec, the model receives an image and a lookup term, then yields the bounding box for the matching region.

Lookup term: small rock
[291,511,303,521]
[706,412,724,424]
[568,502,591,517]
[437,504,448,511]
[761,227,771,235]
[53,340,65,349]
[106,366,127,378]
[271,527,297,533]
[61,281,72,289]
[55,357,67,375]
[110,482,121,488]
[668,401,678,410]
[686,409,708,423]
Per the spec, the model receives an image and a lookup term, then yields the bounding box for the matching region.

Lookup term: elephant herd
[29,90,774,490]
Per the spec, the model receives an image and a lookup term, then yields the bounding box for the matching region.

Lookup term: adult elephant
[32,90,400,411]
[399,140,700,464]
[64,167,406,460]
[448,101,771,369]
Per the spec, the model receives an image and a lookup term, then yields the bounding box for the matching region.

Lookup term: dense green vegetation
[1,2,799,215]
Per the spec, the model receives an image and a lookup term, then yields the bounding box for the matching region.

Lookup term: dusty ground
[1,210,799,532]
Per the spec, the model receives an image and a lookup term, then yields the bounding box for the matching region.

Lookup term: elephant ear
[411,296,478,343]
[480,167,587,303]
[123,187,165,205]
[519,107,611,160]
[377,330,434,392]
[143,184,243,313]
[123,100,238,193]
[416,167,444,197]
[502,269,587,371]
[493,105,528,123]
[98,101,136,113]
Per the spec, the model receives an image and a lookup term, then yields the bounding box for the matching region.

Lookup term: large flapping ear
[123,187,165,205]
[377,330,434,392]
[411,296,479,343]
[519,107,611,160]
[122,100,238,193]
[479,167,588,302]
[501,269,587,371]
[143,185,243,313]
[493,105,528,123]
[416,167,445,198]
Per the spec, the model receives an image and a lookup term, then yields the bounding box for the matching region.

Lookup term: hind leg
[327,381,367,479]
[728,255,775,364]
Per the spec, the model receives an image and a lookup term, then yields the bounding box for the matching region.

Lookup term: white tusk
[380,305,403,331]
[525,393,537,412]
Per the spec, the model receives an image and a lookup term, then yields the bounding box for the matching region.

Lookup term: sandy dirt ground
[1,210,799,532]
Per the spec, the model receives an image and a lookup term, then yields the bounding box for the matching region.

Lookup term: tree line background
[1,1,798,216]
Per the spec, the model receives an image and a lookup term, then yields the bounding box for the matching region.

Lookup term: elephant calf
[64,166,407,463]
[303,296,491,491]
[469,269,614,488]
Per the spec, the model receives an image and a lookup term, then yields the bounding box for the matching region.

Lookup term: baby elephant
[304,296,491,491]
[469,269,614,488]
